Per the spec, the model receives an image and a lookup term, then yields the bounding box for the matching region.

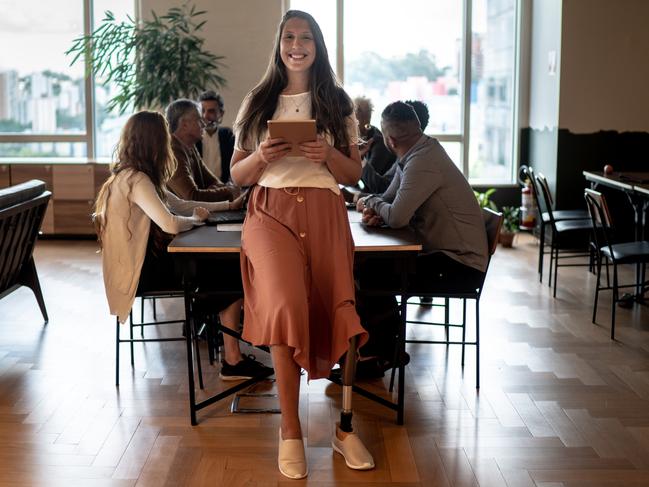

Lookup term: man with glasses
[197,90,236,184]
[166,99,238,202]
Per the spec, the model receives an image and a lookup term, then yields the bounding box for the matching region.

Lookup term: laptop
[206,208,247,225]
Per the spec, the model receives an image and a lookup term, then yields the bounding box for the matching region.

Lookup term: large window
[0,0,134,159]
[290,0,521,184]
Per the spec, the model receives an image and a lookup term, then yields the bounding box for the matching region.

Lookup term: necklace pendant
[296,108,299,112]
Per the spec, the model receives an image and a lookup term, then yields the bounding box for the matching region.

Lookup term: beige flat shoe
[331,423,375,470]
[278,429,308,479]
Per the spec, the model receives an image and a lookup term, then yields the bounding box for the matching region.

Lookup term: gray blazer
[365,135,488,272]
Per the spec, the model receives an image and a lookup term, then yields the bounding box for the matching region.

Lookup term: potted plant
[499,206,520,247]
[66,2,225,114]
[474,188,498,210]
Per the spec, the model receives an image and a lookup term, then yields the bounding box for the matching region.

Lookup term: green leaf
[65,2,225,114]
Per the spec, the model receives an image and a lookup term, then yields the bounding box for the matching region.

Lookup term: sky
[0,0,487,76]
[0,0,132,75]
[292,0,487,68]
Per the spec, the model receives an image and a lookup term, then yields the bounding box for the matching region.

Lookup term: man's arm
[197,153,221,189]
[379,164,401,203]
[168,148,233,202]
[365,158,440,229]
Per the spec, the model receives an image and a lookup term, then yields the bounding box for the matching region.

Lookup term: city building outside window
[291,0,521,184]
[0,0,134,159]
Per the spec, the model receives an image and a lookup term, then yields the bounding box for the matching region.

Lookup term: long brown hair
[235,10,353,154]
[93,111,176,246]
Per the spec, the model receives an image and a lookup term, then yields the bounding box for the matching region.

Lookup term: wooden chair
[584,189,649,339]
[0,180,51,323]
[390,208,503,389]
[522,166,589,282]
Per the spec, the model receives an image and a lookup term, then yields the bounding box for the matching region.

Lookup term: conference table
[168,212,422,425]
[583,171,649,299]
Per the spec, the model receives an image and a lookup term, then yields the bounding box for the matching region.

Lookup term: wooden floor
[1,235,649,486]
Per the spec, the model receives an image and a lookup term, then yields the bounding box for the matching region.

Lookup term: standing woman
[231,10,374,480]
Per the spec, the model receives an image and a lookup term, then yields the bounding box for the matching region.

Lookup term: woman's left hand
[299,135,331,164]
[192,207,210,221]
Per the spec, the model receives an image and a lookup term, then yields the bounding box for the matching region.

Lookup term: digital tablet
[267,119,317,156]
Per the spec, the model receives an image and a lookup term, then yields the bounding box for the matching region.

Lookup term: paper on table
[216,223,243,232]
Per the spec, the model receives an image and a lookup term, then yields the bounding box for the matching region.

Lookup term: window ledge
[0,157,111,165]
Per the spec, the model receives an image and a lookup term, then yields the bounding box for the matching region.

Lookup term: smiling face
[279,17,316,74]
[201,99,223,126]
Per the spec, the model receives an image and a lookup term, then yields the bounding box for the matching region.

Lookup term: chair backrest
[469,207,503,297]
[584,188,614,253]
[483,207,503,256]
[535,172,557,226]
[584,188,613,227]
[0,180,51,296]
[521,165,548,217]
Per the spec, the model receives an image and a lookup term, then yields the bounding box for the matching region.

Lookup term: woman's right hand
[257,136,291,164]
[192,207,210,222]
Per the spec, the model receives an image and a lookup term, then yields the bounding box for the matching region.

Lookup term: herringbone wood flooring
[0,235,648,486]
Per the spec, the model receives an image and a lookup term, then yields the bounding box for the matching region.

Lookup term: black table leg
[182,258,198,426]
[397,254,409,425]
[626,193,647,301]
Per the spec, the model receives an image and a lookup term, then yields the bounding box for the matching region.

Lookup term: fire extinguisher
[519,165,537,230]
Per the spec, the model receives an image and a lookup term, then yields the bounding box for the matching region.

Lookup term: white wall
[558,0,649,133]
[139,0,283,126]
[527,0,562,130]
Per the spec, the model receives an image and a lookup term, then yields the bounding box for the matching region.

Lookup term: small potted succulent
[499,206,520,247]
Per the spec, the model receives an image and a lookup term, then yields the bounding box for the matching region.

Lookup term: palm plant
[66,2,225,114]
[473,188,498,211]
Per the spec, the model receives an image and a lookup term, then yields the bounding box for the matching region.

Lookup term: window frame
[0,0,109,160]
[287,0,523,185]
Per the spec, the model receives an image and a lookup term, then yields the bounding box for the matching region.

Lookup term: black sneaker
[220,354,274,381]
[328,358,385,381]
[618,293,635,309]
[381,351,411,372]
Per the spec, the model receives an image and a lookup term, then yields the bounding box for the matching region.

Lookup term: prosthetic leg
[332,335,375,470]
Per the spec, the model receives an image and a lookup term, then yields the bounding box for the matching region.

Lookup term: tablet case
[267,119,317,156]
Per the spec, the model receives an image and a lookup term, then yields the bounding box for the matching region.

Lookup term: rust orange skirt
[240,186,368,380]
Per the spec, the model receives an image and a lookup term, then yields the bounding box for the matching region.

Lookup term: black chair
[115,273,219,388]
[522,166,589,282]
[390,208,503,390]
[0,180,51,323]
[584,189,649,340]
[535,172,594,297]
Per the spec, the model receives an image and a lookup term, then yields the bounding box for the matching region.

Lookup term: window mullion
[84,0,96,158]
[460,0,472,178]
[336,0,344,82]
